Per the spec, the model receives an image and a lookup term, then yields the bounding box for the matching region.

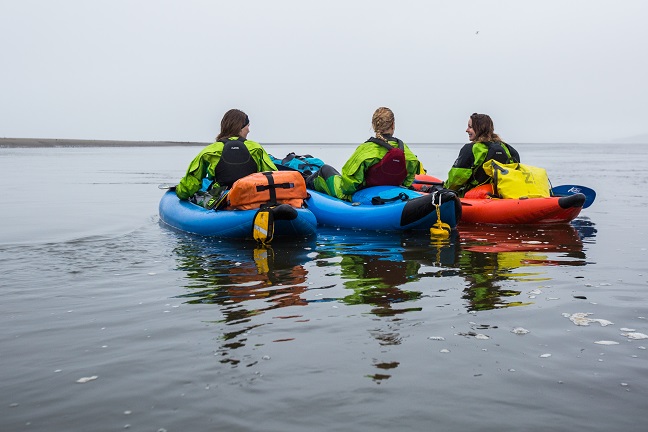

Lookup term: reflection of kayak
[305,186,460,231]
[159,190,317,239]
[413,175,585,225]
[459,224,583,253]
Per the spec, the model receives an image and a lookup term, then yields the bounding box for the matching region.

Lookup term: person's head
[372,107,395,141]
[467,113,501,143]
[216,109,250,141]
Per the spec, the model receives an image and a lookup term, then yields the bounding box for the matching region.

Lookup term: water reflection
[315,228,459,317]
[170,235,315,365]
[167,219,596,370]
[456,222,596,311]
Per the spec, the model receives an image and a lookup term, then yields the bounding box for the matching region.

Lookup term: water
[1,143,648,431]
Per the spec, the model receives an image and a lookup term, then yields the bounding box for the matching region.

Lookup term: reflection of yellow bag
[483,159,551,199]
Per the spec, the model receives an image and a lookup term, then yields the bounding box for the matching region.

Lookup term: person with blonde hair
[308,107,422,200]
[444,112,520,197]
[175,109,277,206]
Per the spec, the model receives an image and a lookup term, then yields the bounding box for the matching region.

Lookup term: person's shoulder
[199,141,223,152]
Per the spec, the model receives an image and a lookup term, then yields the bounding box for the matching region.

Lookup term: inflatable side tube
[558,193,585,209]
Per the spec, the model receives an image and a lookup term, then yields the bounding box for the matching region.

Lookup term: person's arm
[339,143,380,195]
[175,144,221,200]
[176,153,208,200]
[402,144,421,187]
[505,143,520,163]
[443,143,475,191]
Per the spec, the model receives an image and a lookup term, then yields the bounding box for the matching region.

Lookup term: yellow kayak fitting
[252,208,275,244]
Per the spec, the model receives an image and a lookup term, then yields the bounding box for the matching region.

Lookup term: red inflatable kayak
[413,175,585,225]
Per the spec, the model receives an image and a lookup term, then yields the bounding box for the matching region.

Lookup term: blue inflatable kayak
[305,186,460,231]
[159,190,318,239]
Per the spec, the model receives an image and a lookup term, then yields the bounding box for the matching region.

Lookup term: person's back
[175,109,277,204]
[308,107,422,200]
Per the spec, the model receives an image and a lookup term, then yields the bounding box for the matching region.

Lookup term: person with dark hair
[308,107,422,200]
[444,113,520,196]
[175,109,277,204]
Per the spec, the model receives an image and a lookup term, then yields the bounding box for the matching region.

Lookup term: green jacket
[340,137,421,196]
[444,141,519,196]
[175,137,277,200]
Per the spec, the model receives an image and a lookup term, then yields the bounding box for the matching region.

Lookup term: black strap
[371,192,409,205]
[490,161,510,197]
[255,172,295,206]
[367,137,404,152]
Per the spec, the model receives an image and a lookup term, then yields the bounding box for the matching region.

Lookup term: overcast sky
[1,0,646,144]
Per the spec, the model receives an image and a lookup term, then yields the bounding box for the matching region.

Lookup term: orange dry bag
[227,171,308,210]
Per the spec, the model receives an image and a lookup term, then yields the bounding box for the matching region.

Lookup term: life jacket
[212,138,259,187]
[471,141,517,186]
[226,171,308,210]
[364,137,408,187]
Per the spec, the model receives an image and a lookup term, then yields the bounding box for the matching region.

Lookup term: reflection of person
[307,107,422,200]
[444,113,520,197]
[175,109,277,204]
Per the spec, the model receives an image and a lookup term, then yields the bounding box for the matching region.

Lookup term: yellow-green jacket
[340,137,421,196]
[175,137,277,200]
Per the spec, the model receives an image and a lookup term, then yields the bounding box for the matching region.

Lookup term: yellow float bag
[483,159,551,199]
[227,171,307,210]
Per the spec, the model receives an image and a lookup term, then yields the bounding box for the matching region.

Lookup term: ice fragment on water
[622,332,648,340]
[540,353,552,358]
[564,312,613,326]
[620,328,636,332]
[594,341,619,345]
[76,375,98,383]
[428,336,445,341]
[440,349,450,353]
[511,327,530,335]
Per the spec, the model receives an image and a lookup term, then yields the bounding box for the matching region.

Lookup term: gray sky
[1,0,646,144]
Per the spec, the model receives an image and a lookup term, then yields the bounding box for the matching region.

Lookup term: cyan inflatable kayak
[305,186,460,231]
[159,190,317,239]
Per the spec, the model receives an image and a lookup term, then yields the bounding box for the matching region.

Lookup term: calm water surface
[1,143,647,431]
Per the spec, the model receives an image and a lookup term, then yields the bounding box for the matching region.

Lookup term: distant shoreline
[0,138,208,148]
[1,138,640,148]
[0,138,359,148]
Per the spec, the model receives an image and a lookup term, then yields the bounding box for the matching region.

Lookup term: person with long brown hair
[444,113,520,196]
[308,107,422,200]
[175,109,277,204]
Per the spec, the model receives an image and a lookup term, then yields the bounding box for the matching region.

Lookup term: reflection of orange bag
[227,171,307,210]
